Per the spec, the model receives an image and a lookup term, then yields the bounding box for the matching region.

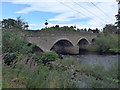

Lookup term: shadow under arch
[28,43,43,55]
[50,39,74,54]
[91,38,96,43]
[77,38,90,54]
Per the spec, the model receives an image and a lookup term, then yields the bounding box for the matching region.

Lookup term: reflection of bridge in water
[19,30,98,54]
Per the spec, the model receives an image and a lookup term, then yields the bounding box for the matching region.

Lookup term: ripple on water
[78,54,118,69]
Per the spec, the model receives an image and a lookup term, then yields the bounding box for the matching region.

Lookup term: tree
[70,26,74,28]
[2,18,17,29]
[103,24,117,34]
[88,28,92,32]
[84,28,87,31]
[55,25,59,28]
[92,28,100,33]
[2,16,29,30]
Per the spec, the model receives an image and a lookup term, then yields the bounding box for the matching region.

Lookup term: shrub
[2,31,33,55]
[57,56,80,67]
[90,33,119,53]
[2,31,34,65]
[3,53,17,65]
[41,52,58,64]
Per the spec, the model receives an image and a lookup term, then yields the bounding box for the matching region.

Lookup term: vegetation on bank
[87,24,119,54]
[88,33,120,54]
[2,56,119,88]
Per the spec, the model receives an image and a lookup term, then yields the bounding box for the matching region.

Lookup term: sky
[1,0,118,30]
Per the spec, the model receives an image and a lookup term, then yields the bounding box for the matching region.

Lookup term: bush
[2,31,34,65]
[57,56,80,67]
[90,33,119,53]
[41,52,58,64]
[3,53,17,65]
[2,31,33,54]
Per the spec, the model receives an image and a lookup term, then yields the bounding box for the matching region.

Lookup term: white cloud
[1,0,116,2]
[2,0,118,29]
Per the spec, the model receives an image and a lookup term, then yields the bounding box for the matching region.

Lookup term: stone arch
[51,38,74,49]
[50,38,74,54]
[91,38,96,43]
[28,43,44,54]
[77,38,90,49]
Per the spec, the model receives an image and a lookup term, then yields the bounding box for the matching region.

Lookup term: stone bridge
[18,30,98,54]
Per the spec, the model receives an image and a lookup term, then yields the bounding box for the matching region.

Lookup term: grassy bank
[2,56,119,88]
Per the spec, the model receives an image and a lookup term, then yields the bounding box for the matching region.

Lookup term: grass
[2,62,78,88]
[56,56,80,67]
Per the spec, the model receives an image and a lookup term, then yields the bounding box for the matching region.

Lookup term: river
[61,53,119,69]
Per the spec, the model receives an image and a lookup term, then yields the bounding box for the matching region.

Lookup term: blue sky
[1,0,118,30]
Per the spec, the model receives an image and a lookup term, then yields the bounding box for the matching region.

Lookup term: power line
[89,0,114,21]
[56,0,88,17]
[72,0,109,23]
[56,0,107,24]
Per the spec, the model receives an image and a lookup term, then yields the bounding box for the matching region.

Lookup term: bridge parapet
[24,30,98,37]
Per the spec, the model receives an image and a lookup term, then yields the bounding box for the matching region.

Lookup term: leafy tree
[103,24,117,34]
[91,33,119,53]
[92,28,100,33]
[60,26,76,31]
[55,25,59,28]
[84,28,87,31]
[2,16,29,30]
[2,18,16,29]
[70,26,74,28]
[41,26,76,32]
[88,28,92,32]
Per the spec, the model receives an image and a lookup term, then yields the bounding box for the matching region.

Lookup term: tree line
[1,17,119,34]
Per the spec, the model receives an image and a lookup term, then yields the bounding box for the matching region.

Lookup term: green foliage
[2,16,29,30]
[3,31,33,54]
[103,24,117,34]
[57,56,80,67]
[41,52,58,63]
[76,62,118,88]
[90,33,119,53]
[4,53,17,65]
[32,54,42,63]
[2,62,78,88]
[41,26,76,32]
[2,31,34,65]
[0,31,2,54]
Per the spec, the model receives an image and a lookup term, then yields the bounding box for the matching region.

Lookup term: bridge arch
[50,38,74,54]
[91,38,96,43]
[77,38,90,49]
[28,43,44,53]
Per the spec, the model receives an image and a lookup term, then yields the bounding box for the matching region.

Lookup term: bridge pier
[43,49,51,52]
[64,46,79,54]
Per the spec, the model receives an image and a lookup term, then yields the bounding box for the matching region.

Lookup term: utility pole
[115,0,120,33]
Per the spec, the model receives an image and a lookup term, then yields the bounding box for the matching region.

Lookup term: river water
[62,53,119,69]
